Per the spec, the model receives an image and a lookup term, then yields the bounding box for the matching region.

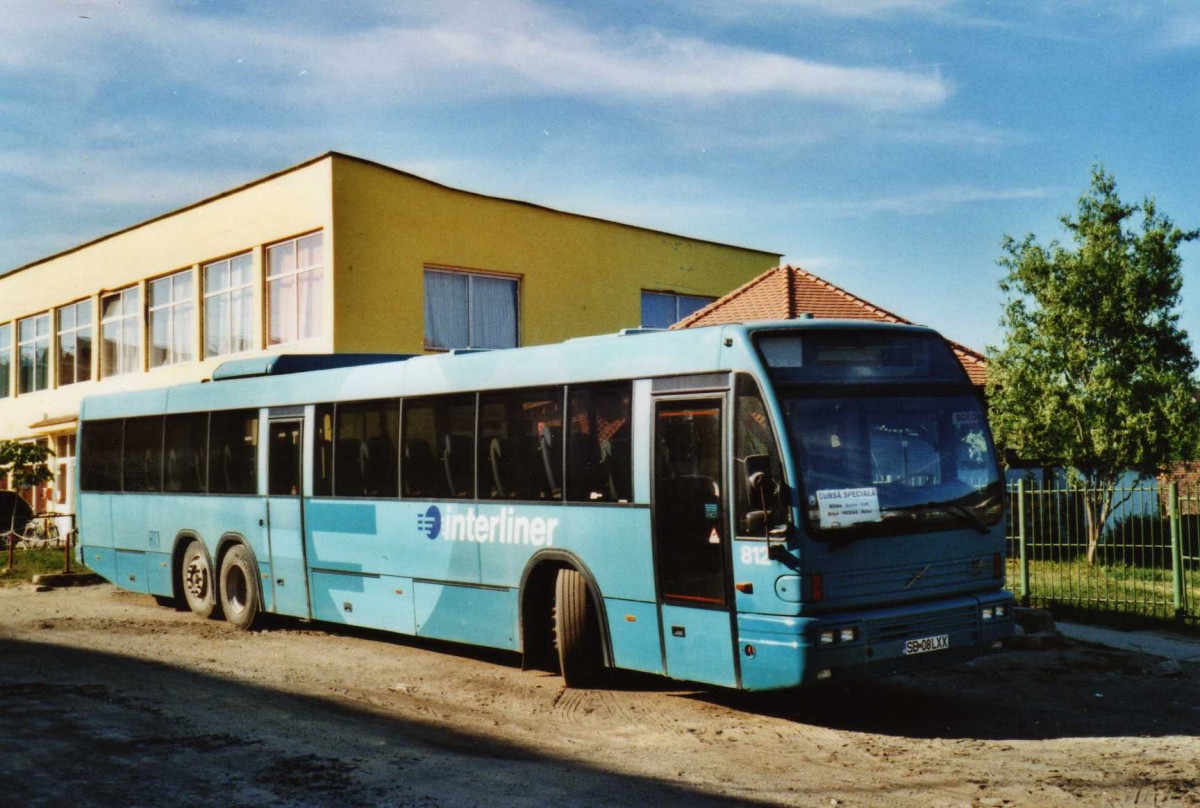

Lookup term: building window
[57,300,93,387]
[17,313,50,394]
[148,270,195,368]
[423,268,518,350]
[101,287,141,378]
[267,231,324,346]
[203,252,253,358]
[0,323,11,399]
[640,291,715,329]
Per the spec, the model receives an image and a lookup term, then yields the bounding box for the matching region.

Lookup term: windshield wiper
[902,501,989,534]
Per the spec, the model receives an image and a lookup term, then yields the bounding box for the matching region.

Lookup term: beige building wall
[0,158,333,444]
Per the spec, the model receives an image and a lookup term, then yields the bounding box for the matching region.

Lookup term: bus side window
[335,399,399,498]
[478,387,563,501]
[208,409,258,495]
[163,412,208,494]
[80,419,124,492]
[403,395,474,499]
[566,382,632,503]
[313,405,334,497]
[734,374,787,536]
[123,416,164,493]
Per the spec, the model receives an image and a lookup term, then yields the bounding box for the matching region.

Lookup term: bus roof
[79,319,946,421]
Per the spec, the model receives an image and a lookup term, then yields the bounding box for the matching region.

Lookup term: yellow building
[0,152,778,516]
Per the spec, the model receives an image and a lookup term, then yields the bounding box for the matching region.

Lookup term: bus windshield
[780,392,1003,539]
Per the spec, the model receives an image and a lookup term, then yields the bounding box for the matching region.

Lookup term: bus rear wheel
[554,567,602,688]
[181,540,219,619]
[219,545,260,631]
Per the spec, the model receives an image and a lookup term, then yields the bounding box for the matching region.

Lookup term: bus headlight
[820,630,836,645]
[839,627,857,643]
[994,604,1006,618]
[981,607,994,620]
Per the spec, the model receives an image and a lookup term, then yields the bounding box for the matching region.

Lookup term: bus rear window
[755,330,966,385]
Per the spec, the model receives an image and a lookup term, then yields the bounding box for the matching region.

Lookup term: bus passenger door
[653,398,738,688]
[266,416,310,618]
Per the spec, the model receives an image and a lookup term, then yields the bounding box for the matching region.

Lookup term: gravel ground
[1,583,1198,807]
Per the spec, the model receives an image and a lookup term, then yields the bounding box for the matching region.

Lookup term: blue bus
[77,320,1013,690]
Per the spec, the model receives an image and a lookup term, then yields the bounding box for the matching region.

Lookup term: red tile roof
[674,265,988,386]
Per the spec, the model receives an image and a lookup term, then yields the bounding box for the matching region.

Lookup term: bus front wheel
[181,540,220,620]
[554,567,601,688]
[219,545,261,631]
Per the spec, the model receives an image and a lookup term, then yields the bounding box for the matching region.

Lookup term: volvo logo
[903,564,931,590]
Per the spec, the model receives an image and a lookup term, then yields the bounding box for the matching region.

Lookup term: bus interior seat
[443,433,472,497]
[365,436,397,494]
[538,423,558,496]
[488,437,511,498]
[568,431,602,500]
[404,439,435,496]
[604,435,632,500]
[337,439,366,495]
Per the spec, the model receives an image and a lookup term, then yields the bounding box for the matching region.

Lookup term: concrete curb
[1057,621,1200,663]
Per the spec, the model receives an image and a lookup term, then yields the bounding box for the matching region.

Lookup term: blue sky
[3,0,1200,353]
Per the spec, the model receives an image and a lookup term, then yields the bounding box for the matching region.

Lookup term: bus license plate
[903,634,949,656]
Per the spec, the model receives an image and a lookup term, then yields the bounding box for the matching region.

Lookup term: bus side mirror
[744,454,773,538]
[745,509,766,534]
[744,454,771,499]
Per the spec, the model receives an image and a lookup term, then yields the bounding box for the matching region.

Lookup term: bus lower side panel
[86,547,172,597]
[309,572,519,651]
[310,570,416,635]
[604,597,664,675]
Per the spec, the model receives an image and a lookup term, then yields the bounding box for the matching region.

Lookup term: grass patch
[1008,556,1200,629]
[0,546,90,587]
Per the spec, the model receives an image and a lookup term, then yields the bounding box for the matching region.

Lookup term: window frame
[640,290,716,329]
[17,312,50,394]
[147,269,195,369]
[0,322,11,399]
[202,251,255,359]
[266,230,325,347]
[56,298,94,387]
[423,266,521,351]
[100,286,141,378]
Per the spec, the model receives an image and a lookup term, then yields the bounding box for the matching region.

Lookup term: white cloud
[819,185,1050,216]
[706,0,960,19]
[0,0,951,112]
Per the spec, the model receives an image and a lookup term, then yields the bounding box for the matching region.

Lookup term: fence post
[1018,478,1030,606]
[1170,481,1184,621]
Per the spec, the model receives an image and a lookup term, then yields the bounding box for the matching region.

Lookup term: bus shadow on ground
[702,643,1200,742]
[254,613,1200,744]
[0,637,762,808]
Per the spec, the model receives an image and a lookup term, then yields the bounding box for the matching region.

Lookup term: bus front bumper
[736,591,1015,691]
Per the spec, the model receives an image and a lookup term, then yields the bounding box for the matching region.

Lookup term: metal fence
[3,513,77,574]
[1006,480,1199,625]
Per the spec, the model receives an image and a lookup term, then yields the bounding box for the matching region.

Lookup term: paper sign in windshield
[816,487,881,529]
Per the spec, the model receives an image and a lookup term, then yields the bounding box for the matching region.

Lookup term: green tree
[0,440,54,532]
[987,165,1200,565]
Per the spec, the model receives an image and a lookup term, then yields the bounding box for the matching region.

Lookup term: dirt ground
[1,584,1197,807]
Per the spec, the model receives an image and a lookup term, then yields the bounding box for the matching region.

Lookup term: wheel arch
[518,549,613,671]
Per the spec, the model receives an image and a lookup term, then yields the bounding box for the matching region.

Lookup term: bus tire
[554,567,601,688]
[219,544,260,631]
[181,540,220,620]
